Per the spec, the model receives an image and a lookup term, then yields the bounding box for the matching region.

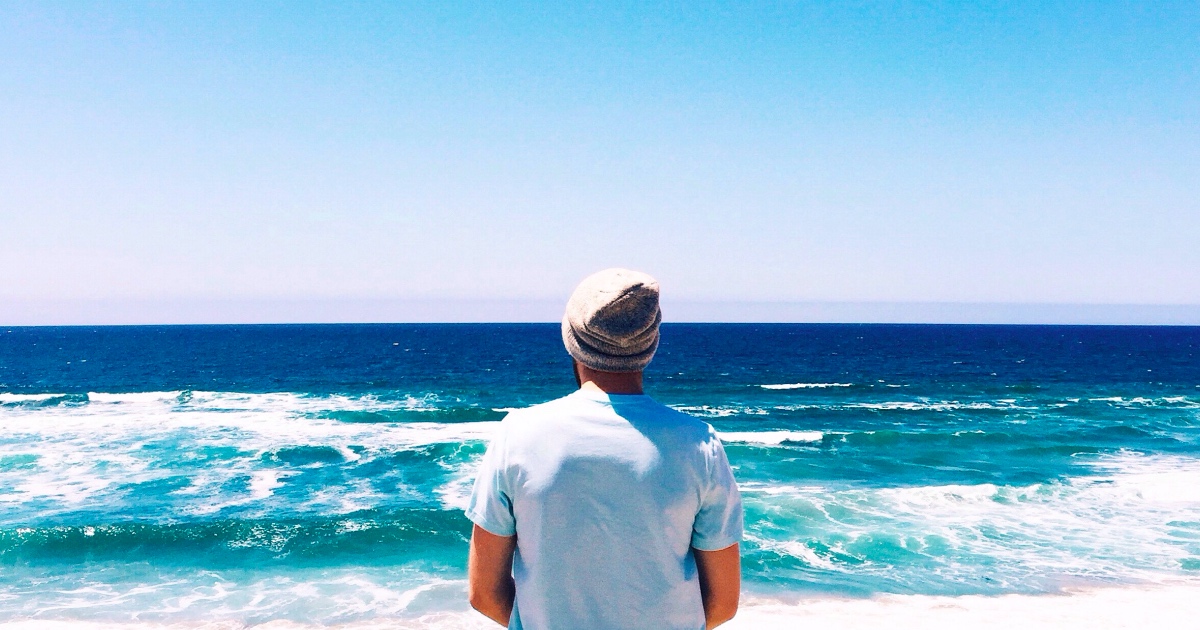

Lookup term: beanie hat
[561,268,662,373]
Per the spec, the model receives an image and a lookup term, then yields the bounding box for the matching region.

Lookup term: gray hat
[562,268,662,373]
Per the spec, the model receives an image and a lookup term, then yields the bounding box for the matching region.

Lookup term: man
[466,268,743,630]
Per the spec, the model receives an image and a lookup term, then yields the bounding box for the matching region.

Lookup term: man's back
[465,268,742,629]
[467,389,742,630]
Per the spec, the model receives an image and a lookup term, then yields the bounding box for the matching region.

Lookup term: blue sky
[1,2,1198,323]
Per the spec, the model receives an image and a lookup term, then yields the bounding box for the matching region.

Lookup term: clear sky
[2,2,1198,323]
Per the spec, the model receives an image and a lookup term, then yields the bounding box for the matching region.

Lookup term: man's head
[562,268,662,374]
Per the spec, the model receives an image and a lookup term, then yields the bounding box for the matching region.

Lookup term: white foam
[248,471,290,501]
[435,467,481,512]
[86,391,183,404]
[719,431,823,445]
[745,534,841,570]
[3,583,1199,629]
[844,400,1034,411]
[672,405,769,417]
[760,383,854,390]
[65,390,454,414]
[738,481,829,495]
[0,392,503,517]
[1087,450,1200,504]
[1088,395,1200,408]
[763,399,1039,413]
[0,568,479,628]
[726,583,1200,629]
[0,400,499,446]
[742,452,1200,583]
[0,393,67,403]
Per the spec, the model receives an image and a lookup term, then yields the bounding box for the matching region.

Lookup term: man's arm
[468,524,517,626]
[694,543,740,630]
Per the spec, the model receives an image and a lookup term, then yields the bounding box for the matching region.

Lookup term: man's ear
[573,360,582,388]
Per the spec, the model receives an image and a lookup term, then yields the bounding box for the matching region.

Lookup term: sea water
[1,324,1198,627]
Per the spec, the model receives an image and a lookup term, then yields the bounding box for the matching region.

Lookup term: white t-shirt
[466,389,743,630]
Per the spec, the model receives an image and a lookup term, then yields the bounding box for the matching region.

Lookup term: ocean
[1,323,1199,628]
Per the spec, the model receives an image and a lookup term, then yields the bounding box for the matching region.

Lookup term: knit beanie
[561,268,662,373]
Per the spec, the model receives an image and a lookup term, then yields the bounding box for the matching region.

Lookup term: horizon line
[4,298,1200,327]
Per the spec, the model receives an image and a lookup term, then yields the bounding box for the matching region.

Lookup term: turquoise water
[1,324,1198,624]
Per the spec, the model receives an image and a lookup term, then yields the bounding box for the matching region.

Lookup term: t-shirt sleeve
[465,423,517,537]
[691,432,744,551]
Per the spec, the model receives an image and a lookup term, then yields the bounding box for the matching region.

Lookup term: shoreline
[730,581,1200,628]
[3,582,1198,629]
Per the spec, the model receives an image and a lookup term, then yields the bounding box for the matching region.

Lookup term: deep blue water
[1,324,1199,624]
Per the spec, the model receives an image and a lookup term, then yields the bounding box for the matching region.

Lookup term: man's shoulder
[491,394,582,440]
[646,404,723,450]
[499,393,580,423]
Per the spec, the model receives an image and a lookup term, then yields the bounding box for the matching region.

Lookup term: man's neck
[575,363,645,395]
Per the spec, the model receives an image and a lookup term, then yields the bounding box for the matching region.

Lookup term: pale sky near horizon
[2,2,1198,323]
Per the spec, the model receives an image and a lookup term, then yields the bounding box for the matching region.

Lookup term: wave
[760,383,854,390]
[721,395,1197,416]
[0,565,475,625]
[729,583,1200,629]
[671,404,770,417]
[1086,450,1200,503]
[86,391,187,404]
[842,400,1038,412]
[719,431,823,445]
[1088,396,1200,409]
[0,410,500,446]
[1,385,1186,527]
[0,393,86,407]
[0,405,500,523]
[5,390,1193,421]
[0,390,479,415]
[679,399,1042,417]
[0,510,471,567]
[3,581,1199,628]
[3,386,1198,596]
[0,389,502,441]
[0,393,68,403]
[741,451,1200,506]
[735,452,1200,592]
[318,408,504,424]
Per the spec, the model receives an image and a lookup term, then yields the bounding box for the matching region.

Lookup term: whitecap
[739,452,1200,586]
[738,481,829,495]
[760,383,853,390]
[1087,451,1200,504]
[719,431,823,445]
[0,392,503,520]
[845,400,1034,412]
[744,533,842,570]
[435,466,481,512]
[672,405,769,417]
[86,391,184,404]
[247,470,292,501]
[0,393,68,403]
